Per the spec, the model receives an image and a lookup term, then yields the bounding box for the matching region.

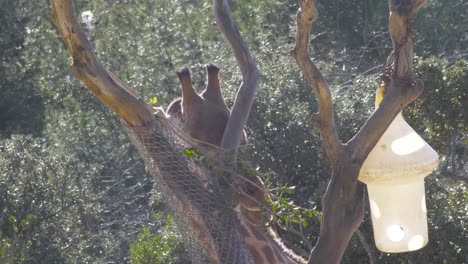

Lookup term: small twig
[287,222,313,252]
[355,228,377,264]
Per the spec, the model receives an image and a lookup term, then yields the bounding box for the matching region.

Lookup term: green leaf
[149,96,158,105]
[183,148,194,156]
[8,215,16,223]
[272,204,278,212]
[183,148,198,156]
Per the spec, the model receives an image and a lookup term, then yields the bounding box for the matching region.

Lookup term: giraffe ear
[201,63,225,105]
[176,66,201,112]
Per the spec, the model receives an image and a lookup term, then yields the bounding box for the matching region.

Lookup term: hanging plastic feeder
[359,88,439,253]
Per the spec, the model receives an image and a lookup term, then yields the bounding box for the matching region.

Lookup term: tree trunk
[49,0,429,263]
[291,1,426,263]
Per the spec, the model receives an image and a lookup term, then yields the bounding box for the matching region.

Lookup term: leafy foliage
[129,213,189,264]
[0,0,466,263]
[408,56,467,151]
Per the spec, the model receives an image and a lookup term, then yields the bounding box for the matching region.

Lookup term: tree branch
[355,228,377,264]
[291,0,342,162]
[440,137,468,183]
[347,78,423,162]
[292,1,427,263]
[49,0,154,127]
[291,2,366,263]
[213,0,262,156]
[444,171,468,183]
[347,0,426,165]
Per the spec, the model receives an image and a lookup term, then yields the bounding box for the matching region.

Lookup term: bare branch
[444,171,468,183]
[348,78,423,162]
[355,228,377,264]
[49,0,154,127]
[389,0,427,18]
[212,0,257,76]
[284,221,313,252]
[440,138,468,183]
[348,0,426,164]
[291,0,342,162]
[213,0,262,156]
[388,0,426,77]
[291,2,366,263]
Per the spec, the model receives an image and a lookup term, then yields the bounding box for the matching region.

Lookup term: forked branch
[49,0,154,127]
[292,0,427,263]
[213,0,262,156]
[292,2,364,262]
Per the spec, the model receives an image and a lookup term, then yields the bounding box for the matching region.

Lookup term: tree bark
[213,0,262,160]
[291,0,426,263]
[48,0,154,127]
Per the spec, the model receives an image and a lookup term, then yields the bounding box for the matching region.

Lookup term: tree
[48,0,435,263]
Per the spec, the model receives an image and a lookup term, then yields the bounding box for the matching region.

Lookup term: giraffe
[165,64,307,264]
[166,63,247,152]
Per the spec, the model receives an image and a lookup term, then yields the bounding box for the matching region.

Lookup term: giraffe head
[167,64,267,219]
[166,64,246,151]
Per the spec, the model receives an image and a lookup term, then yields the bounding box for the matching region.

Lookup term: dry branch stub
[123,117,254,264]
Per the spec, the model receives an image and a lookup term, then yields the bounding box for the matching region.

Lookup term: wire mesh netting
[123,113,254,264]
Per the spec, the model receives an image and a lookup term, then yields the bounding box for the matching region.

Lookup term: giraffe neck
[163,110,304,263]
[236,209,307,264]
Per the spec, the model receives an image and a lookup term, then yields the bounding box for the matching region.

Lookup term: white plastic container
[359,112,439,253]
